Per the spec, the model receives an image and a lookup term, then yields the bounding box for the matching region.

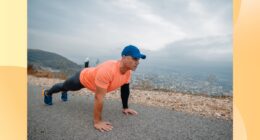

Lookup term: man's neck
[119,60,128,74]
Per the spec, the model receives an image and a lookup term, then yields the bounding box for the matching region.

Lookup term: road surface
[28,84,232,140]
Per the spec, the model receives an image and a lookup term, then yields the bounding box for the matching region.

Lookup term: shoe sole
[41,89,45,96]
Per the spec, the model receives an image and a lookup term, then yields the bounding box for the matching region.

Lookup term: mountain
[28,49,82,76]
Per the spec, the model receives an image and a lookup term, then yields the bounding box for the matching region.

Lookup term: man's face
[124,56,140,71]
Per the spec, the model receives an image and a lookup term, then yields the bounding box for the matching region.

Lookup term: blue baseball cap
[121,45,146,59]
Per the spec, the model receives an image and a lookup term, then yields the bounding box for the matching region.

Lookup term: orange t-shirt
[80,60,131,93]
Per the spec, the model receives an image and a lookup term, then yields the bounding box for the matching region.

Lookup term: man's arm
[94,86,106,123]
[93,86,113,132]
[121,83,138,115]
[121,83,130,109]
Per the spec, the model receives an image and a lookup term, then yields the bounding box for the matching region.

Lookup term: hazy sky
[28,0,232,65]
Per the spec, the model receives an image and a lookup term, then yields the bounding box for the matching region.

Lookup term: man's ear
[121,56,128,61]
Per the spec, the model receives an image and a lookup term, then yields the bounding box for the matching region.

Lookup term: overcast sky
[28,0,232,65]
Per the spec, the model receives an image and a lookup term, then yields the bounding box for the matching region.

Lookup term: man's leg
[43,71,84,105]
[46,83,65,95]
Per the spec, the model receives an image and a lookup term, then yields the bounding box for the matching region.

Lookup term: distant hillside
[28,49,82,77]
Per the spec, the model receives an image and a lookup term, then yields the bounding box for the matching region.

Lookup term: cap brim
[132,54,146,59]
[140,54,146,59]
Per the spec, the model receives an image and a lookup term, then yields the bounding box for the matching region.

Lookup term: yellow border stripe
[0,0,27,67]
[234,0,260,139]
[0,0,27,140]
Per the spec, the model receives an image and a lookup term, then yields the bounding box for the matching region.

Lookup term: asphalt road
[28,84,232,140]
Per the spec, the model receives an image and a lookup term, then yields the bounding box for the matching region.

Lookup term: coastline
[28,75,232,120]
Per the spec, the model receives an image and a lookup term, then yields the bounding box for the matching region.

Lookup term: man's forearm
[93,95,104,124]
[121,83,130,109]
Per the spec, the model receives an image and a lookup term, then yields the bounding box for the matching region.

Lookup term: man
[42,45,146,132]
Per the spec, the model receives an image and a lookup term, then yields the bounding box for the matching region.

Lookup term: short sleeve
[95,68,112,89]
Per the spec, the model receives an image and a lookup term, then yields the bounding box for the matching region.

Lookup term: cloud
[28,0,232,64]
[146,35,232,68]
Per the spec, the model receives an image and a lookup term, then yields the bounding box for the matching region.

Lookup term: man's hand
[122,108,138,115]
[94,121,113,132]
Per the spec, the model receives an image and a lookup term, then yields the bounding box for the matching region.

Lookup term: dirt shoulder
[28,75,232,120]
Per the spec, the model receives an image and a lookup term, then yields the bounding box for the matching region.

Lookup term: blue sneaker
[42,89,52,105]
[61,91,68,101]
